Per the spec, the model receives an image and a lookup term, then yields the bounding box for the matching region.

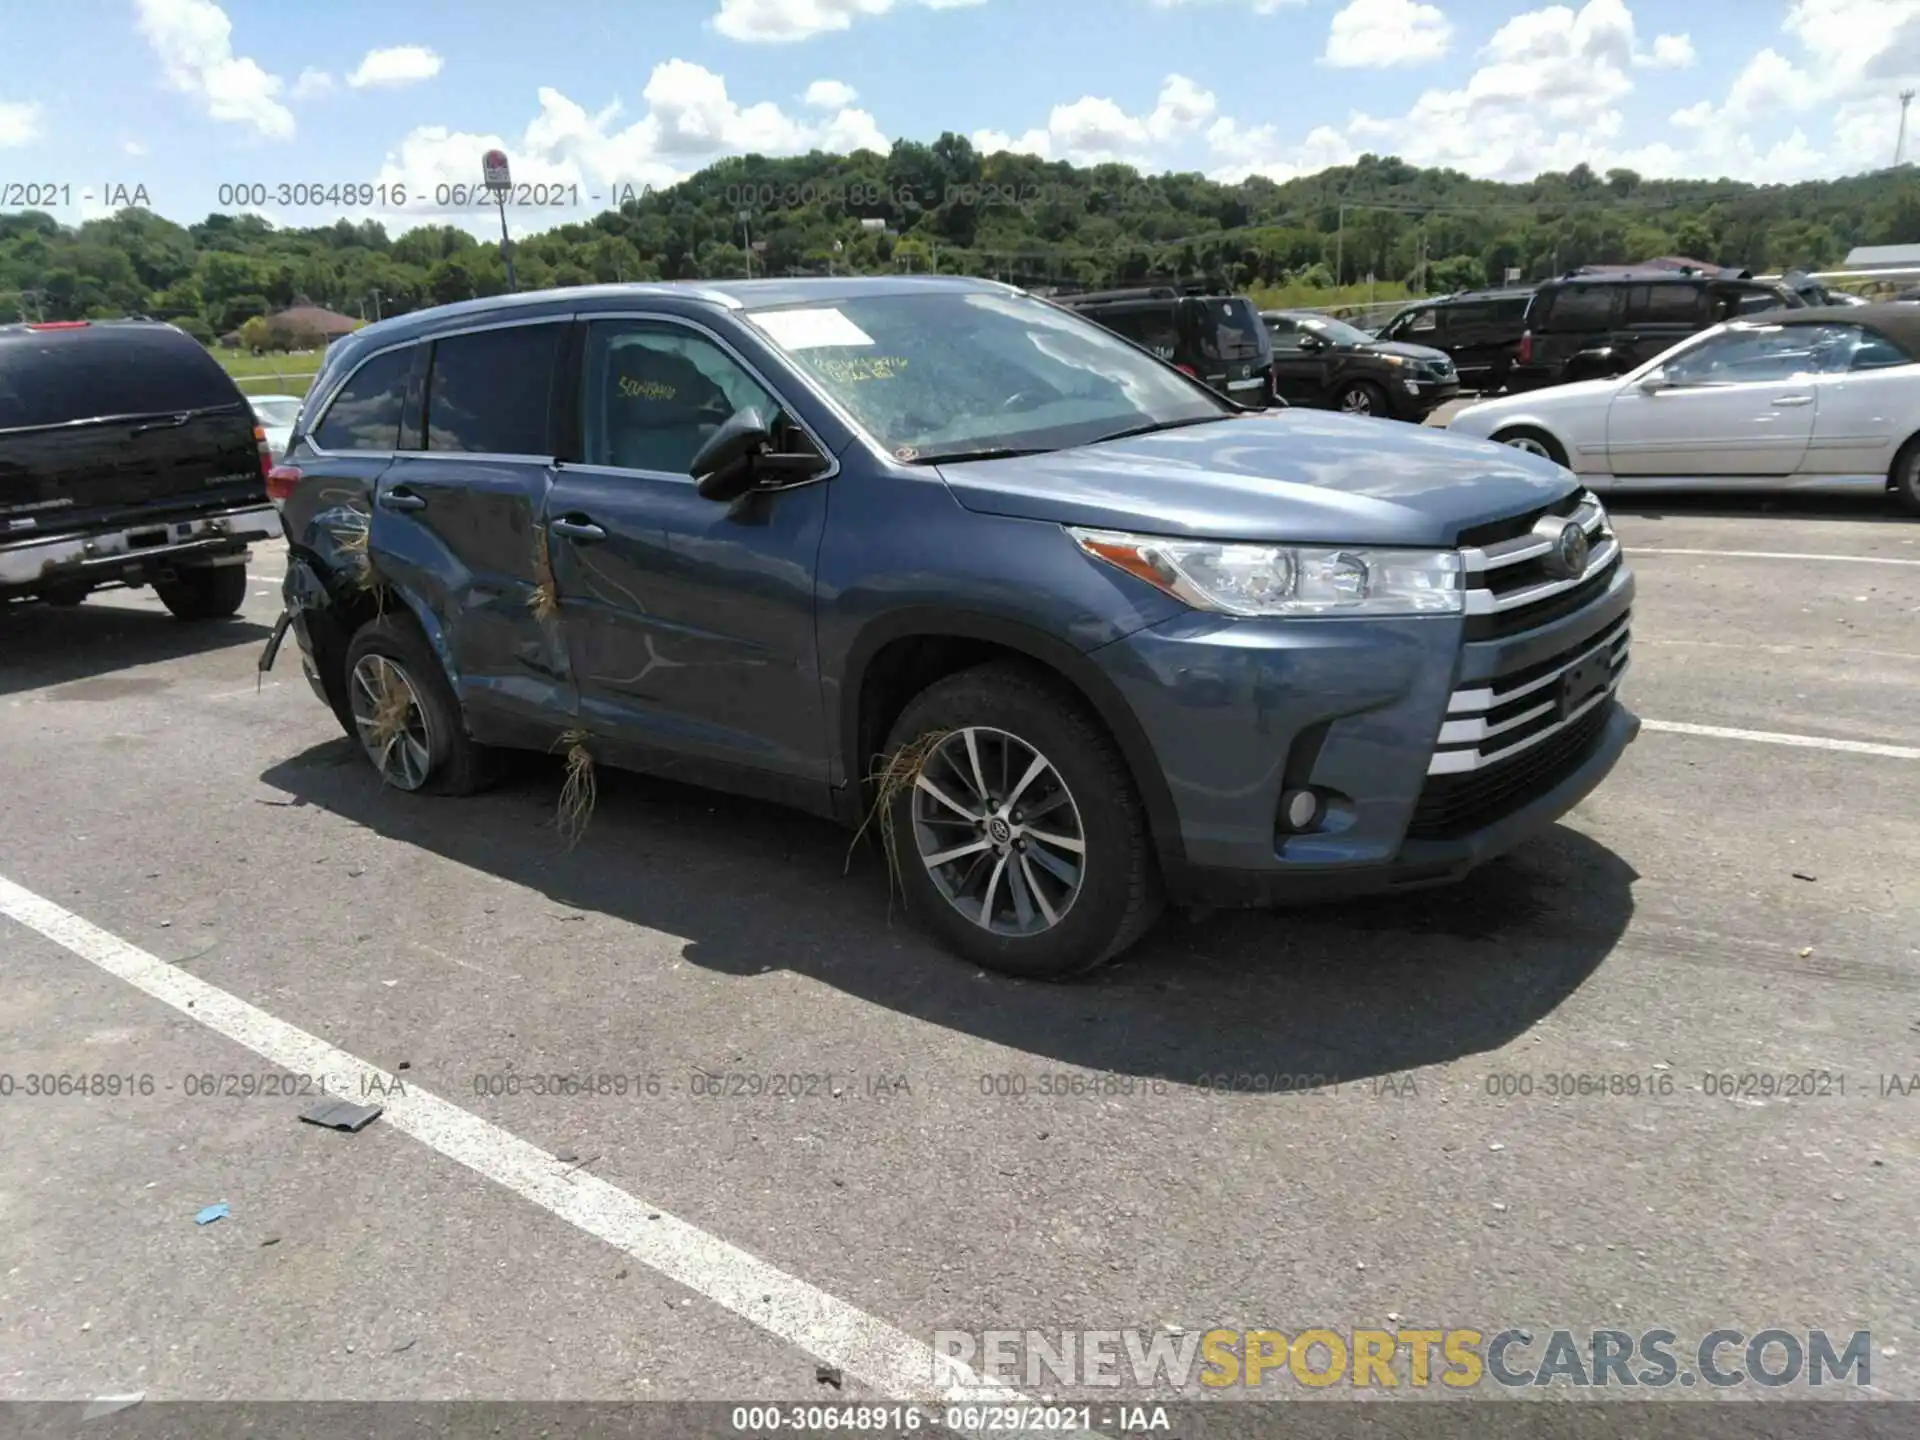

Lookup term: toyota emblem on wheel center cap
[988,816,1012,845]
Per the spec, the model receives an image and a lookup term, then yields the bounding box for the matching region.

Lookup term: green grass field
[212,348,322,393]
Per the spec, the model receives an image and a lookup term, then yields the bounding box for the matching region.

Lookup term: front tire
[880,663,1162,979]
[1491,426,1569,468]
[1892,439,1920,517]
[1337,380,1387,418]
[342,615,499,795]
[154,564,247,620]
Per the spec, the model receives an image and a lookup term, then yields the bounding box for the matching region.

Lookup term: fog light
[1281,788,1322,831]
[1403,378,1421,395]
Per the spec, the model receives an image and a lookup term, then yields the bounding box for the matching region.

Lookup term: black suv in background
[1261,310,1457,420]
[1053,287,1274,404]
[1510,268,1805,389]
[1376,287,1535,392]
[0,320,280,617]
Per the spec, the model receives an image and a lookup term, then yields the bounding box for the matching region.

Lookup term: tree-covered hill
[5,137,1919,338]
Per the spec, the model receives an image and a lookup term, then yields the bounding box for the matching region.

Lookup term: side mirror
[1297,332,1328,352]
[1637,369,1670,393]
[692,408,772,501]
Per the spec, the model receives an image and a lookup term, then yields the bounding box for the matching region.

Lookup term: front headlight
[1070,528,1464,617]
[1378,353,1407,368]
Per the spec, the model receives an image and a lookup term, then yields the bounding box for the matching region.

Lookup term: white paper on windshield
[755,307,875,350]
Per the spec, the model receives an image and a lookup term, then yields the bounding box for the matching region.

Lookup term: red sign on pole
[482,149,511,194]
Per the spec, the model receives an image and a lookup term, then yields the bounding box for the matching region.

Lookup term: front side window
[1405,307,1440,334]
[1626,285,1707,325]
[581,321,780,474]
[1661,323,1856,385]
[1539,285,1618,329]
[1295,315,1374,347]
[312,345,412,452]
[746,290,1228,461]
[424,323,564,455]
[1264,316,1304,349]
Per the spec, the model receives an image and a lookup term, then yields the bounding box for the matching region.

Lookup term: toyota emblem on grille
[1542,522,1590,580]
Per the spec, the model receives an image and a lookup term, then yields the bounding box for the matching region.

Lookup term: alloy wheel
[1503,435,1553,458]
[909,726,1086,937]
[349,653,436,791]
[1341,388,1374,415]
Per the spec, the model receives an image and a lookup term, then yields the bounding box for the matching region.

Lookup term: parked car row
[1447,301,1920,515]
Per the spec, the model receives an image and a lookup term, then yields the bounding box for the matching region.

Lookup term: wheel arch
[838,608,1186,864]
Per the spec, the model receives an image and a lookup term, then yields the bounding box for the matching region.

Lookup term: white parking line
[1643,719,1920,760]
[0,875,1098,1438]
[1631,547,1920,567]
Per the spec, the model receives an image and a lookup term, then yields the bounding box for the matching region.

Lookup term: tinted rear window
[0,325,242,431]
[425,323,565,454]
[1536,285,1618,329]
[1185,297,1270,361]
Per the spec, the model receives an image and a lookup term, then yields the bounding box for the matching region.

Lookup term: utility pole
[738,211,753,278]
[1335,202,1347,287]
[1899,90,1916,166]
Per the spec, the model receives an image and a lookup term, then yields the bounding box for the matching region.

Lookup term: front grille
[1426,612,1629,781]
[1459,490,1619,640]
[1407,697,1614,840]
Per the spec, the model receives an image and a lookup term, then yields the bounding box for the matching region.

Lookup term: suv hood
[934,411,1578,547]
[1367,339,1453,365]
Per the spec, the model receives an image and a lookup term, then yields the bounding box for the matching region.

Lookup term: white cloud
[347,45,444,89]
[1639,32,1695,68]
[1323,0,1453,68]
[802,78,857,108]
[0,100,40,148]
[712,0,984,43]
[366,61,898,237]
[1148,0,1303,10]
[123,138,148,156]
[973,126,1052,157]
[134,0,292,139]
[291,67,334,99]
[975,73,1215,166]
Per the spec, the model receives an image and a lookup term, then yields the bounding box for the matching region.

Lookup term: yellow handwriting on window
[617,376,677,400]
[812,356,909,383]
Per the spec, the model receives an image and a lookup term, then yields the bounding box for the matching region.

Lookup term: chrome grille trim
[1463,535,1619,614]
[1461,495,1606,574]
[1428,619,1631,776]
[1445,615,1631,716]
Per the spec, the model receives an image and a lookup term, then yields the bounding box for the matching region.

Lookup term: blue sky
[2,0,1917,235]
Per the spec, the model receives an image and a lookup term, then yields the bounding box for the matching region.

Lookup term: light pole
[482,149,517,292]
[1899,90,1916,166]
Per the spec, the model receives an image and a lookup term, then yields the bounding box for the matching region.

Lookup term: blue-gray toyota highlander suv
[267,276,1637,979]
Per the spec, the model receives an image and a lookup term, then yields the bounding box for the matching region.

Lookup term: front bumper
[0,503,282,594]
[1391,375,1460,416]
[1091,564,1636,907]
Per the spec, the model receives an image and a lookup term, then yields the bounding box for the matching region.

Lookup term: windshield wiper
[1085,414,1230,446]
[906,446,1053,465]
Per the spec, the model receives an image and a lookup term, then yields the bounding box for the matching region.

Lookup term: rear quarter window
[311,345,414,453]
[0,325,244,431]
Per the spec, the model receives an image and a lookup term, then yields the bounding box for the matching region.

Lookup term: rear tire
[154,564,247,621]
[1336,380,1388,418]
[1892,439,1920,517]
[39,584,88,607]
[879,662,1162,979]
[1491,426,1569,468]
[342,615,500,796]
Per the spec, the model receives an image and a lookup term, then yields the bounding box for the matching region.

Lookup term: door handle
[548,516,607,542]
[378,486,426,511]
[1771,394,1813,407]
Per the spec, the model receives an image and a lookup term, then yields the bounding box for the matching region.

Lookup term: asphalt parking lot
[3,487,1919,1423]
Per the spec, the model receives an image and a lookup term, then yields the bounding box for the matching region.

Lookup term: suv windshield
[747,291,1230,461]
